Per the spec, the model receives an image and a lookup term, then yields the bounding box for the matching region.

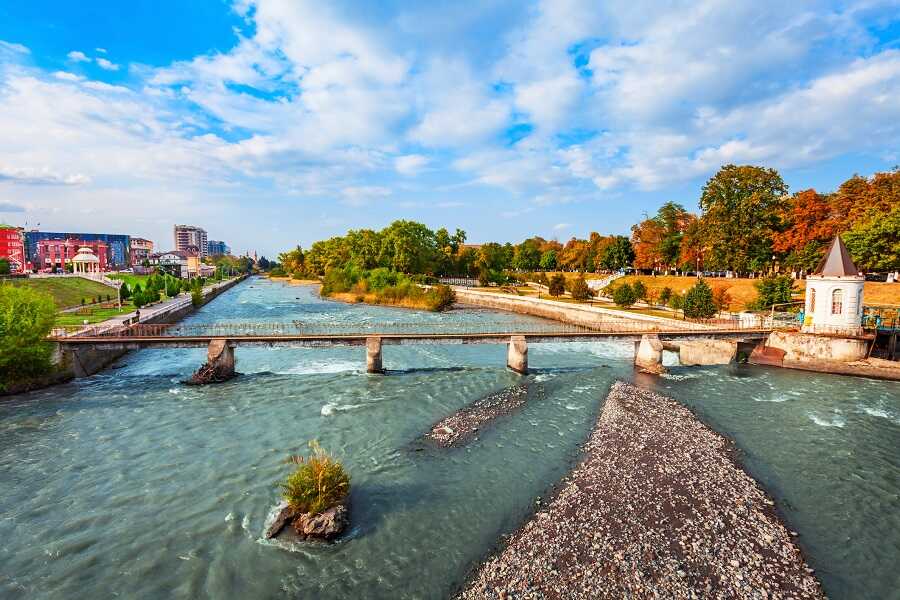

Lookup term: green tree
[548,273,566,297]
[683,279,717,319]
[379,220,438,273]
[0,258,10,275]
[613,283,637,307]
[631,280,646,301]
[669,293,684,315]
[191,288,203,308]
[750,275,796,310]
[699,164,789,274]
[658,287,673,305]
[539,249,558,271]
[513,240,541,271]
[599,236,634,270]
[0,285,56,388]
[844,206,900,271]
[567,276,592,301]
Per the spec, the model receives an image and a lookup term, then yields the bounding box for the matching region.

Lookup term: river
[1,277,898,599]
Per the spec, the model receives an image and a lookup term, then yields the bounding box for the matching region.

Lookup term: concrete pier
[507,335,528,374]
[366,336,384,374]
[634,334,665,373]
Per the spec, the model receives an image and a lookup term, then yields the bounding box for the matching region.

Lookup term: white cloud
[0,41,29,55]
[53,71,83,82]
[0,166,91,185]
[67,51,90,63]
[95,48,107,54]
[340,185,392,207]
[395,154,428,175]
[96,58,120,71]
[552,222,571,230]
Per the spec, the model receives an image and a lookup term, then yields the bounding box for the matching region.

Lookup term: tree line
[273,164,899,280]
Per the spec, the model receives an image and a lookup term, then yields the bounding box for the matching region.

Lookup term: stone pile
[457,381,825,600]
[264,500,349,541]
[424,384,530,448]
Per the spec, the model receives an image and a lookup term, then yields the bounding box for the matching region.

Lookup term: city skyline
[0,1,899,256]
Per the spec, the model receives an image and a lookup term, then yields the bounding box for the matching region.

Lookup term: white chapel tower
[802,236,865,336]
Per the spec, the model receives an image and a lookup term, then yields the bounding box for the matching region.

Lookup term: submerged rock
[264,501,297,539]
[293,503,349,540]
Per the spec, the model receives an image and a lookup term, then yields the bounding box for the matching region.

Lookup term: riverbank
[457,381,824,599]
[266,275,321,285]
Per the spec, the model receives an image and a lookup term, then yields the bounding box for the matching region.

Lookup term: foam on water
[807,411,847,428]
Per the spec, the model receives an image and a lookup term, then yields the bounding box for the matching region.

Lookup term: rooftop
[813,235,860,277]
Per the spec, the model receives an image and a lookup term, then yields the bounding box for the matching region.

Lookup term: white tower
[802,236,864,336]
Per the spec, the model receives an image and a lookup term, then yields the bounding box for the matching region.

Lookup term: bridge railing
[47,315,777,340]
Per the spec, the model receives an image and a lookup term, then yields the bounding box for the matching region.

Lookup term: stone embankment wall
[53,275,247,381]
[453,287,699,330]
[765,331,868,363]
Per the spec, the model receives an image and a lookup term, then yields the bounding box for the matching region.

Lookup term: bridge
[49,319,774,380]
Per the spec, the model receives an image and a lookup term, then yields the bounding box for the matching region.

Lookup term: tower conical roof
[814,235,859,277]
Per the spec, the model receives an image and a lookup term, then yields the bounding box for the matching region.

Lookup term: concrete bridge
[50,320,772,380]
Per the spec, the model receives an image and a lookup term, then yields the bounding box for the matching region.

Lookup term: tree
[0,285,56,388]
[711,285,732,312]
[599,236,634,270]
[844,205,900,271]
[631,280,646,301]
[513,240,541,271]
[0,258,10,275]
[548,273,566,297]
[683,279,717,319]
[659,287,673,305]
[613,283,637,307]
[699,164,789,274]
[257,256,271,270]
[567,276,592,301]
[379,220,438,273]
[539,249,558,271]
[668,293,684,315]
[750,275,796,310]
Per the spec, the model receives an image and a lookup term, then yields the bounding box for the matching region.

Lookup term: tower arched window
[831,289,843,315]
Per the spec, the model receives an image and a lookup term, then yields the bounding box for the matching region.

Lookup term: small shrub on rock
[280,441,351,516]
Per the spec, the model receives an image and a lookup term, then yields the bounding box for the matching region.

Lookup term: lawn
[55,302,136,326]
[612,275,900,311]
[109,274,151,288]
[7,277,119,310]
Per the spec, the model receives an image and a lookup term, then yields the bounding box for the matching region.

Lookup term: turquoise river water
[1,277,898,599]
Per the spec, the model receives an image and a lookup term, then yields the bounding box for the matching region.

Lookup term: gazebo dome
[73,247,100,263]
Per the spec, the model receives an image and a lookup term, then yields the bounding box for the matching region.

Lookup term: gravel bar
[425,384,530,447]
[456,381,825,599]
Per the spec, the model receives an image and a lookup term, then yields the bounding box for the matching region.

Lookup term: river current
[1,278,898,599]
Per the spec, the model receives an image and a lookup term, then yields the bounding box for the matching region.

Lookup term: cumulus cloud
[340,185,392,207]
[395,154,428,175]
[0,166,91,186]
[67,50,90,63]
[96,58,119,71]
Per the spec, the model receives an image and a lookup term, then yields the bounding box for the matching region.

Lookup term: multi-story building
[0,224,26,273]
[149,247,201,279]
[25,231,130,268]
[130,238,154,266]
[174,225,208,258]
[36,239,109,272]
[207,240,230,256]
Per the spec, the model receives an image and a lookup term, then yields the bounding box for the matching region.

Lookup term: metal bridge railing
[47,315,774,340]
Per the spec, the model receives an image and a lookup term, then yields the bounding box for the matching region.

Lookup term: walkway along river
[0,277,898,599]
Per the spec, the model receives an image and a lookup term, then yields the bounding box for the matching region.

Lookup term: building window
[809,288,816,313]
[831,289,843,315]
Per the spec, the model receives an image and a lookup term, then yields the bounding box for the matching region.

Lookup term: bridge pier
[634,334,665,374]
[189,338,236,384]
[366,336,384,374]
[507,335,528,374]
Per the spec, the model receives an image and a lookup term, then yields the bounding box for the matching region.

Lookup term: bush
[613,283,637,307]
[367,267,398,290]
[683,279,717,319]
[191,288,203,308]
[631,280,646,301]
[0,285,56,389]
[425,284,456,311]
[280,441,351,516]
[269,266,286,277]
[669,294,684,313]
[711,285,732,312]
[658,286,673,305]
[567,276,593,301]
[548,273,566,297]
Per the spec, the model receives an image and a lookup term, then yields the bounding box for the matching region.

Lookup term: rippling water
[1,277,897,599]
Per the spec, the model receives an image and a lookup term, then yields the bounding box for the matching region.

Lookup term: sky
[0,0,899,257]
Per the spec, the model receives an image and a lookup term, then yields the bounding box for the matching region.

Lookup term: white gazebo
[71,246,101,274]
[802,235,864,336]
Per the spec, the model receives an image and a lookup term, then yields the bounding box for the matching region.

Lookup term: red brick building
[0,224,26,273]
[37,239,109,272]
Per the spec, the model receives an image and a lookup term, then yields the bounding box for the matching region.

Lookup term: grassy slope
[55,302,136,326]
[615,275,900,311]
[109,274,150,288]
[8,277,117,309]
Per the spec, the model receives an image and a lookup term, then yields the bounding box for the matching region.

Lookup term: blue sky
[0,0,899,257]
